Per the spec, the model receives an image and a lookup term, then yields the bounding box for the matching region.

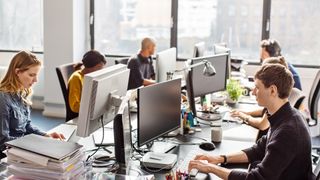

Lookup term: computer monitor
[137,78,181,147]
[186,53,229,119]
[193,42,205,58]
[76,64,130,137]
[214,43,229,55]
[156,47,176,82]
[113,92,132,166]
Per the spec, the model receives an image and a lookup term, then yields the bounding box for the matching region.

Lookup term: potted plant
[226,79,244,105]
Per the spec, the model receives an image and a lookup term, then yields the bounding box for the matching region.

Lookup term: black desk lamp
[167,60,216,80]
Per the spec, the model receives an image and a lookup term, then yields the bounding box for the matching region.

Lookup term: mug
[242,87,251,96]
[211,126,222,143]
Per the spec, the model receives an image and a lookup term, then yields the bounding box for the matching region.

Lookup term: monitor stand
[197,111,221,121]
[141,152,177,170]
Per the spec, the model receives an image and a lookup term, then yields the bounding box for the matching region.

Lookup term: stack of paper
[5,134,85,180]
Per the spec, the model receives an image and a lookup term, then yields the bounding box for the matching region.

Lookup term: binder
[5,134,83,161]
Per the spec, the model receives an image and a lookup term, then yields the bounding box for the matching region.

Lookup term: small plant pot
[226,96,238,106]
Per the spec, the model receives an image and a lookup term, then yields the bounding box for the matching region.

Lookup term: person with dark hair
[0,51,65,159]
[127,37,156,90]
[68,50,107,113]
[189,64,313,180]
[231,56,297,139]
[260,39,302,90]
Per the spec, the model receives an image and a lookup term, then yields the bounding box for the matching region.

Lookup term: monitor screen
[156,47,176,82]
[193,42,205,58]
[77,64,130,137]
[187,53,229,116]
[137,78,181,147]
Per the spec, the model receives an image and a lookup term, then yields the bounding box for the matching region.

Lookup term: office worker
[0,51,65,158]
[189,64,313,179]
[127,37,156,90]
[68,50,106,113]
[260,38,302,90]
[230,56,290,138]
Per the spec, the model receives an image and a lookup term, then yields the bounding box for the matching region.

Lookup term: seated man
[127,37,156,90]
[189,64,314,179]
[231,56,303,140]
[260,39,302,90]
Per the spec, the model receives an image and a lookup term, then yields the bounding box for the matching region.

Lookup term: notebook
[5,134,83,160]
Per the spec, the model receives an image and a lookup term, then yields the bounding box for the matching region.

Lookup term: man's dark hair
[255,64,293,99]
[260,39,282,57]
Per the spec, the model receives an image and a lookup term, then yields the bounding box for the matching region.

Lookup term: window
[0,0,43,51]
[270,0,320,66]
[94,0,171,55]
[177,0,263,61]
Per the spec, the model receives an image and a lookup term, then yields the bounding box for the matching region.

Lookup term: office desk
[45,120,255,179]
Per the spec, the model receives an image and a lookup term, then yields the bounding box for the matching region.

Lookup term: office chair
[288,87,306,110]
[56,63,79,122]
[308,69,320,127]
[114,57,130,65]
[314,160,320,180]
[305,70,320,164]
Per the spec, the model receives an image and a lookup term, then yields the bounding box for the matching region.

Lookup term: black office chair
[114,57,130,65]
[56,63,79,122]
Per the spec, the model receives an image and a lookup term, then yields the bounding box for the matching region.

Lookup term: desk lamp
[166,60,216,80]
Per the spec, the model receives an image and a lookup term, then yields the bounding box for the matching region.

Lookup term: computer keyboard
[176,149,208,180]
[197,112,222,121]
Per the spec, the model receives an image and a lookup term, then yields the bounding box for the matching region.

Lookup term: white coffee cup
[211,126,222,143]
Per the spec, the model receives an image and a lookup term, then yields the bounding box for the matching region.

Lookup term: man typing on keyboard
[188,64,314,180]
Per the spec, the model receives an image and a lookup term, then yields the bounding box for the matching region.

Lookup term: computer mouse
[199,142,216,151]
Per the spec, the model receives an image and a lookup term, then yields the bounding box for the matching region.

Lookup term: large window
[270,0,320,66]
[0,0,43,51]
[94,0,171,55]
[93,0,320,66]
[177,0,263,60]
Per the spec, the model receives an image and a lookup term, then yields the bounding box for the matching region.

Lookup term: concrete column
[43,0,89,118]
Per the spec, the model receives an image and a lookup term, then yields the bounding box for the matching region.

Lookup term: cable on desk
[86,115,105,162]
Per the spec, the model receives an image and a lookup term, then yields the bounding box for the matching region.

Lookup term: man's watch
[220,155,227,165]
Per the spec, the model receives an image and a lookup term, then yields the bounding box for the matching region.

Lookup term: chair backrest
[115,57,130,65]
[288,87,306,110]
[314,159,320,180]
[55,63,79,122]
[308,70,320,126]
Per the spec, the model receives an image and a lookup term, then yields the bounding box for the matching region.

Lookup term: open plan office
[0,1,319,179]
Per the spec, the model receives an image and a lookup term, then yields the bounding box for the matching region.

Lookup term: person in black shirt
[188,64,314,180]
[127,37,156,90]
